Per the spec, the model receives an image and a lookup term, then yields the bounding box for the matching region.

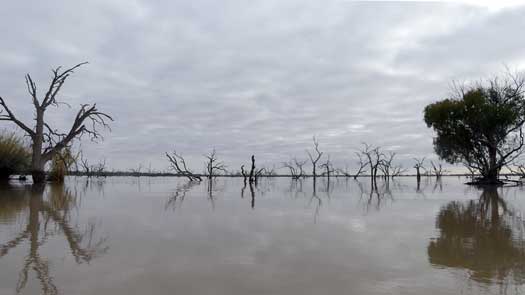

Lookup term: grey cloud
[0,1,524,172]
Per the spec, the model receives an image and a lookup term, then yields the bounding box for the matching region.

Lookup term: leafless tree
[78,151,107,178]
[307,136,323,178]
[430,160,446,179]
[166,151,202,181]
[391,165,407,178]
[506,162,525,179]
[240,165,248,184]
[360,143,383,184]
[204,149,227,179]
[353,152,368,179]
[319,156,334,179]
[414,157,426,182]
[248,155,257,183]
[283,157,306,180]
[379,151,396,179]
[0,63,113,183]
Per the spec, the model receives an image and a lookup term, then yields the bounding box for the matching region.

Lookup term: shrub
[0,131,31,180]
[48,148,76,183]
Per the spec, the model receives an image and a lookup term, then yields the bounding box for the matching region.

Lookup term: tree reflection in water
[428,187,525,287]
[0,183,108,295]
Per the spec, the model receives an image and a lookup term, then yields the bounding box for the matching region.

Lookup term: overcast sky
[1,1,525,173]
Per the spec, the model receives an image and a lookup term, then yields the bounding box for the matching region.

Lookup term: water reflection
[357,179,393,211]
[428,187,525,285]
[0,184,108,294]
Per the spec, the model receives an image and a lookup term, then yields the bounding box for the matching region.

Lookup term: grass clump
[0,131,31,180]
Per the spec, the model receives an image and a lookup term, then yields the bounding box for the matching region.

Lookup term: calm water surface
[0,177,524,295]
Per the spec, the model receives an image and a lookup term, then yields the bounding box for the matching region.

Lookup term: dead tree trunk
[166,151,201,181]
[204,149,226,179]
[414,157,426,185]
[241,165,248,184]
[0,62,112,183]
[249,155,256,183]
[307,137,323,178]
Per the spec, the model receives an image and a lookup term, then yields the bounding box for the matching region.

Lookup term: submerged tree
[204,149,227,179]
[424,73,525,184]
[165,151,201,181]
[0,63,113,183]
[307,136,323,178]
[283,158,307,180]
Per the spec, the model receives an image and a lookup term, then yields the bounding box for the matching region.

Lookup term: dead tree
[254,167,265,184]
[353,152,368,179]
[319,156,334,179]
[379,151,396,179]
[307,136,323,178]
[166,151,201,181]
[241,165,248,184]
[283,158,306,180]
[79,151,107,178]
[430,160,445,179]
[0,63,113,183]
[248,155,256,183]
[204,149,227,179]
[360,143,383,184]
[79,155,92,178]
[414,157,426,183]
[507,163,525,179]
[391,165,407,178]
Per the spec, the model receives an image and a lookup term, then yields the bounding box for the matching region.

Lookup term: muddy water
[0,177,524,295]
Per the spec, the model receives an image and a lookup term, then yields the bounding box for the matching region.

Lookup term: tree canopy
[424,74,525,184]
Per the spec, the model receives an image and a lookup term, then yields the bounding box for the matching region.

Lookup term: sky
[1,1,525,173]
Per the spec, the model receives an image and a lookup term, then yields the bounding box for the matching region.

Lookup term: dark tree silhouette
[283,158,306,180]
[0,63,113,183]
[166,151,201,181]
[424,73,525,184]
[204,149,226,179]
[307,137,323,178]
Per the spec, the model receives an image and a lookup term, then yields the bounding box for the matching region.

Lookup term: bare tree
[414,157,426,183]
[430,160,446,179]
[307,136,323,178]
[283,157,306,180]
[248,155,256,183]
[78,151,107,178]
[240,165,248,184]
[319,156,334,179]
[379,151,396,179]
[353,152,368,179]
[391,165,407,178]
[0,63,113,183]
[204,149,227,179]
[166,151,202,181]
[360,143,383,184]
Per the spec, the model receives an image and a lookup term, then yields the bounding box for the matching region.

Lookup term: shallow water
[0,176,524,295]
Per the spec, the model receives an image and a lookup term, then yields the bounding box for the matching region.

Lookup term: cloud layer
[1,1,525,172]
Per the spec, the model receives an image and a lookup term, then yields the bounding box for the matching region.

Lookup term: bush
[0,131,31,180]
[48,148,76,183]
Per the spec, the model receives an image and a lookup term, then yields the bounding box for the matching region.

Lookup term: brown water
[0,177,524,295]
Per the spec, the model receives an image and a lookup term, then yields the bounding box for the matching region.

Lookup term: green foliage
[48,148,76,183]
[424,78,525,182]
[0,131,31,179]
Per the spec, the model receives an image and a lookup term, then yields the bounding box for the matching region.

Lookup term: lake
[0,176,524,295]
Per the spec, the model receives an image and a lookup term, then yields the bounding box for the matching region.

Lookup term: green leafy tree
[424,74,525,184]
